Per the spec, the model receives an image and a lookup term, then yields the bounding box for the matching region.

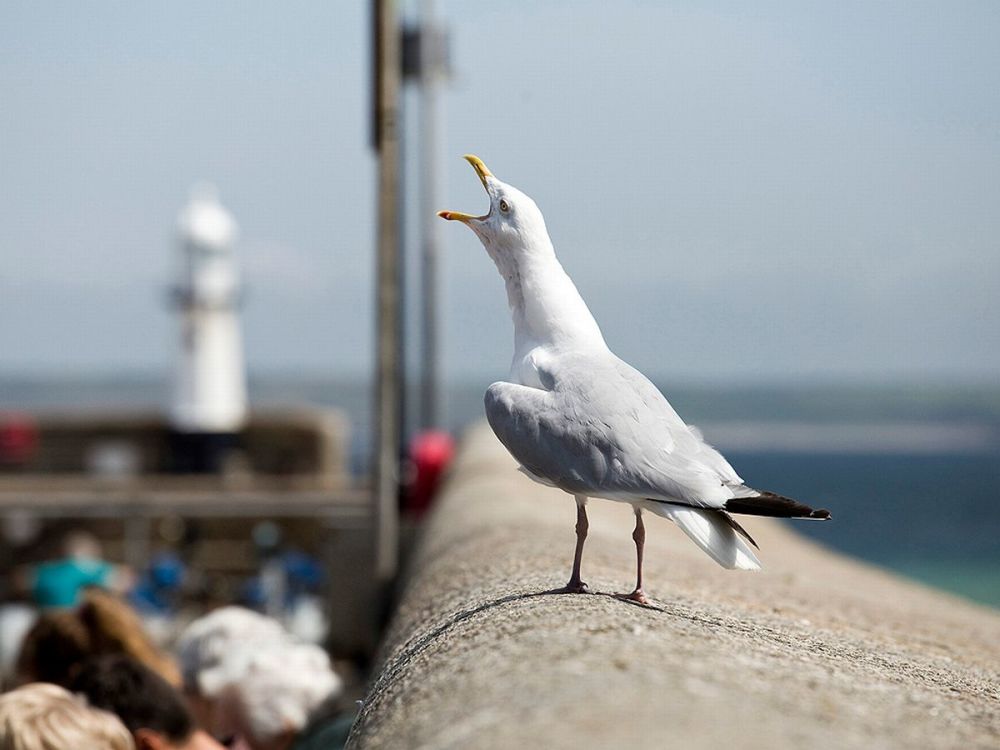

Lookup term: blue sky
[1,1,998,382]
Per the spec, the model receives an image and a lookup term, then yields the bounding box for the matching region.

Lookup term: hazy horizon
[3,366,1000,389]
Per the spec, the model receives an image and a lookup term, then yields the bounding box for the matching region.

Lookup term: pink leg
[554,496,590,594]
[617,507,651,605]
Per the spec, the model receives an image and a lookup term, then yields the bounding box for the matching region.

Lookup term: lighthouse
[168,184,248,472]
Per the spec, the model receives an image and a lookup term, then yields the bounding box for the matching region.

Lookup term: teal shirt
[32,558,111,608]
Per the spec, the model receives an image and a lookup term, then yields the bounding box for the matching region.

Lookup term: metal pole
[419,0,446,430]
[372,0,402,584]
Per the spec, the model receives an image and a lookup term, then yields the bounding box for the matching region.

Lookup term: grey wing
[609,357,747,490]
[485,381,610,496]
[485,357,741,506]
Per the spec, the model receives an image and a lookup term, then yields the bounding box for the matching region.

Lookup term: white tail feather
[647,503,762,571]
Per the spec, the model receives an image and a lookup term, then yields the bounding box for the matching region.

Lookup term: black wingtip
[725,491,831,520]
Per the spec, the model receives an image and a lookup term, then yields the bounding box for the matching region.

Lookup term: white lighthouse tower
[169,184,248,472]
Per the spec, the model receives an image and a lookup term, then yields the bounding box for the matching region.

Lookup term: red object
[404,430,455,516]
[0,413,39,465]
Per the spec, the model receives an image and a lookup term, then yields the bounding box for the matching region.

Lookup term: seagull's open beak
[437,154,493,224]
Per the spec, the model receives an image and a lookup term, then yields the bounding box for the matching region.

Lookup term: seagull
[439,155,830,604]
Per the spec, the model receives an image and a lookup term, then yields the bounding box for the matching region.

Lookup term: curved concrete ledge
[350,424,1000,749]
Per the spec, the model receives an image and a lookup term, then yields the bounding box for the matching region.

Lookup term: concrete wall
[349,424,1000,750]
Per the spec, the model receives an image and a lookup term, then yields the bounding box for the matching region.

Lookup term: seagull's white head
[438,154,606,351]
[437,155,551,263]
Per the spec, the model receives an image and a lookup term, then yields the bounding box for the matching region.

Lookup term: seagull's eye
[499,199,510,213]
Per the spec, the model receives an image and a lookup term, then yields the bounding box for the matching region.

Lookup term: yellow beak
[437,154,494,223]
[463,154,493,187]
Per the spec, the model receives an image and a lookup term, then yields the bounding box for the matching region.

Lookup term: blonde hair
[0,683,134,750]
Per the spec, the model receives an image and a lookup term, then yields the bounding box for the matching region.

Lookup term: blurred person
[27,530,132,609]
[130,552,186,616]
[238,551,327,644]
[78,588,181,686]
[0,682,134,750]
[14,588,180,688]
[70,654,225,750]
[219,643,350,750]
[174,607,288,742]
[130,551,188,646]
[275,552,326,644]
[13,608,91,686]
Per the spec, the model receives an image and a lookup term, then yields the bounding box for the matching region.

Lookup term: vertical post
[372,0,402,584]
[418,0,446,430]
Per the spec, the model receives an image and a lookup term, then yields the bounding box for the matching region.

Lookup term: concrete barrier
[350,424,1000,749]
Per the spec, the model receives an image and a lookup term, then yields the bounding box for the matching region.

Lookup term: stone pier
[350,424,1000,749]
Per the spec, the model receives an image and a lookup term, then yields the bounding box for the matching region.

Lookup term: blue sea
[2,376,998,608]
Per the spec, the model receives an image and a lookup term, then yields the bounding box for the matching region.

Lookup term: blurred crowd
[0,533,354,750]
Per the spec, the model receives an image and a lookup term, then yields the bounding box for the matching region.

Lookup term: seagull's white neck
[487,233,607,362]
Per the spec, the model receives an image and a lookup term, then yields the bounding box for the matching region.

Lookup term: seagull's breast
[509,344,557,390]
